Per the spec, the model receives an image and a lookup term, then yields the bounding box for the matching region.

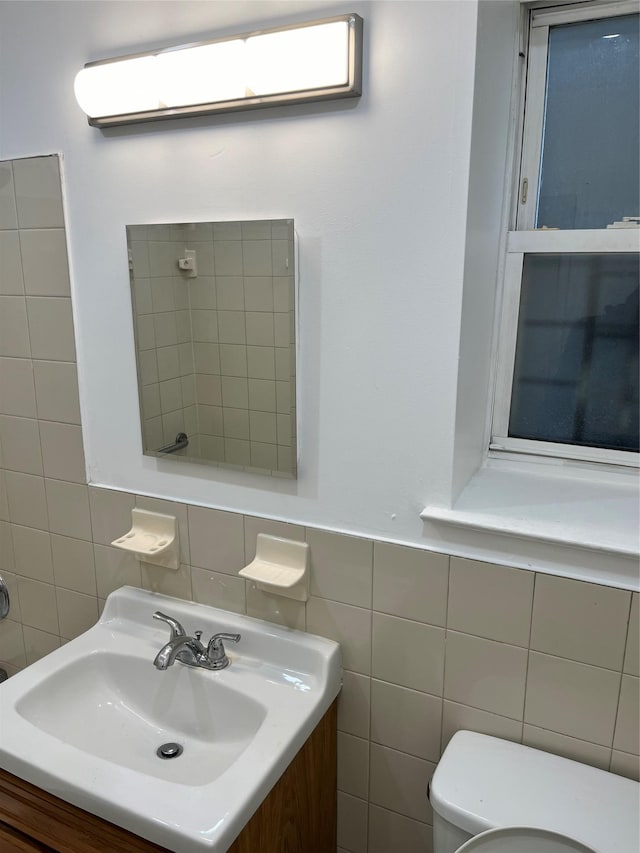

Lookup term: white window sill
[421,461,639,591]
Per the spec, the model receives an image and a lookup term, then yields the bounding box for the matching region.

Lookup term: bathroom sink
[0,587,342,851]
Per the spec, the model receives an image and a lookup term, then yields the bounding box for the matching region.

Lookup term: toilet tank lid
[430,731,639,853]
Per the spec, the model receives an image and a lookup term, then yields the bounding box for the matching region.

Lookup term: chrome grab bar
[156,432,189,454]
[0,575,9,621]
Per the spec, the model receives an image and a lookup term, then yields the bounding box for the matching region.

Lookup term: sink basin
[0,586,341,851]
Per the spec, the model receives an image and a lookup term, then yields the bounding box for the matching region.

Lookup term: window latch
[520,177,529,205]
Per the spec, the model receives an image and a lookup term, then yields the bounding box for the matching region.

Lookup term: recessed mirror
[127,219,297,478]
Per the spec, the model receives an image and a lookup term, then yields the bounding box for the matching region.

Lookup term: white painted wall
[0,0,480,547]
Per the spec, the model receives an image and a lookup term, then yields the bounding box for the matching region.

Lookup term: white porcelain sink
[0,587,342,851]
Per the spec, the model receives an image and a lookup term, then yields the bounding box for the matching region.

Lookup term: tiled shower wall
[0,156,638,853]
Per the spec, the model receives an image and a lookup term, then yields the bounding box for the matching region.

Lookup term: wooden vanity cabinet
[0,702,336,853]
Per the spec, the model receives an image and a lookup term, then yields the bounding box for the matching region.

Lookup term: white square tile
[191,567,246,614]
[19,229,70,295]
[215,276,244,310]
[141,562,192,601]
[338,671,371,740]
[531,574,630,670]
[307,528,373,608]
[441,700,522,752]
[444,630,527,719]
[624,593,639,676]
[368,806,432,853]
[27,296,76,361]
[159,378,182,413]
[196,374,222,406]
[223,407,250,440]
[0,618,26,669]
[0,296,30,357]
[0,521,15,572]
[247,378,276,412]
[338,732,369,799]
[51,534,96,595]
[246,345,275,380]
[18,577,59,634]
[157,346,181,382]
[448,558,534,646]
[271,240,291,276]
[249,441,277,470]
[373,543,448,626]
[244,277,273,311]
[523,724,611,771]
[371,679,442,761]
[0,415,42,475]
[369,743,435,823]
[249,410,277,444]
[221,376,248,409]
[219,344,247,377]
[188,505,244,574]
[148,241,177,277]
[242,240,272,276]
[188,277,217,310]
[39,421,85,483]
[33,361,81,424]
[214,241,243,276]
[193,342,220,374]
[525,651,621,746]
[0,357,36,417]
[307,596,372,675]
[337,792,368,853]
[23,625,60,665]
[613,675,639,755]
[241,221,272,240]
[11,524,53,582]
[93,544,142,598]
[0,231,24,295]
[224,437,250,465]
[373,612,445,695]
[88,487,135,547]
[0,162,18,229]
[56,588,98,640]
[45,479,91,540]
[4,471,48,529]
[245,312,274,347]
[245,582,305,630]
[610,750,640,781]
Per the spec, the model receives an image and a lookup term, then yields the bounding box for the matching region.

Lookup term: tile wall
[0,156,638,853]
[129,219,296,475]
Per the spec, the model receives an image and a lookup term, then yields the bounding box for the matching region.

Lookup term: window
[492,0,639,468]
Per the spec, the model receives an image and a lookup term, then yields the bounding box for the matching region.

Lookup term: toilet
[429,731,640,853]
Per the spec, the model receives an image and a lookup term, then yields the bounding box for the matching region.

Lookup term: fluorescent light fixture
[74,14,363,127]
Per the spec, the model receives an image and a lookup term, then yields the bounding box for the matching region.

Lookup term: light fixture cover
[74,14,363,127]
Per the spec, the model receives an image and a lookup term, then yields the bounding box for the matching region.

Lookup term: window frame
[490,0,640,471]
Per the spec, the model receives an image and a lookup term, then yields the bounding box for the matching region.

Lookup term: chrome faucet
[152,611,240,671]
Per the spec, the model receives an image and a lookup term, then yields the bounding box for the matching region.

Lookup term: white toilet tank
[429,731,640,853]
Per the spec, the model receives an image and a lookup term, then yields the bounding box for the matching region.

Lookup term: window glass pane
[536,14,639,230]
[509,254,639,451]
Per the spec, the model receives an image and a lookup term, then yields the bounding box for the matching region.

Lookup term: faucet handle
[207,632,241,660]
[153,611,186,640]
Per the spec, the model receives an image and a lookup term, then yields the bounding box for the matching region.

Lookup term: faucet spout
[153,636,205,670]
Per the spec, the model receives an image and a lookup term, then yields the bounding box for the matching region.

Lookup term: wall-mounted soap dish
[239,534,309,601]
[111,508,179,570]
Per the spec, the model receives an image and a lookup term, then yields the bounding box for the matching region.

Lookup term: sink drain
[156,742,183,760]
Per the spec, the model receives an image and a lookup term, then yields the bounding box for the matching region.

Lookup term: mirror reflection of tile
[127,220,296,478]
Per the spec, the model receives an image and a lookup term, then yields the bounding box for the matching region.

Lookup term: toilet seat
[455,826,597,853]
